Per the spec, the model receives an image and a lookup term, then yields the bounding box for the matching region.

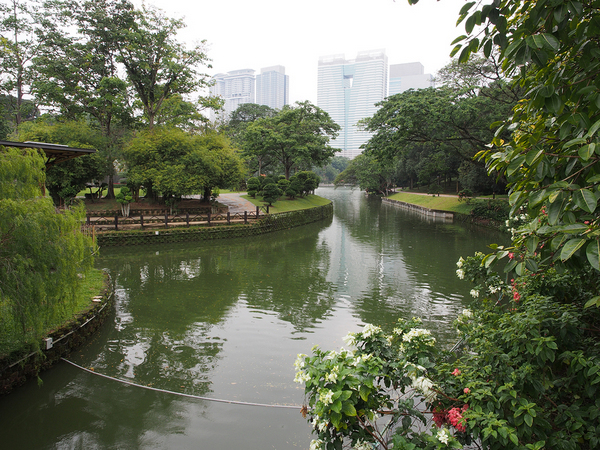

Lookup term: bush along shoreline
[0,273,114,396]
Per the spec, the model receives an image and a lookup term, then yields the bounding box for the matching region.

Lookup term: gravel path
[216,193,257,213]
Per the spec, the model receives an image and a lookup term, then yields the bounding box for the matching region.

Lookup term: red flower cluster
[448,406,468,432]
[432,404,469,432]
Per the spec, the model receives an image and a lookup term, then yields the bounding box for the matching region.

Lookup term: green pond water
[0,187,506,449]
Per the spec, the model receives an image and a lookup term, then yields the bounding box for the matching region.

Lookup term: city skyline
[134,0,466,104]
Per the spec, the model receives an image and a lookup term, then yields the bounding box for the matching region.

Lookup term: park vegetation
[0,148,97,356]
[298,1,600,449]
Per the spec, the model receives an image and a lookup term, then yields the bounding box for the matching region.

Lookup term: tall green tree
[243,101,340,179]
[223,103,277,175]
[448,0,600,280]
[334,153,396,194]
[0,0,40,130]
[33,0,135,198]
[117,4,214,130]
[124,127,244,203]
[362,57,517,193]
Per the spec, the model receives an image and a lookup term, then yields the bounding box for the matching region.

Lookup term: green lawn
[241,194,331,214]
[387,192,475,215]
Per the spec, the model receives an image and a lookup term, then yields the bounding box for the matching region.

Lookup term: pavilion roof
[0,139,96,168]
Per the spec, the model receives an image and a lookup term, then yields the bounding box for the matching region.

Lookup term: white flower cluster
[470,289,479,298]
[353,439,373,450]
[351,353,373,367]
[311,417,328,433]
[456,268,465,280]
[411,375,437,401]
[294,353,311,384]
[319,389,334,405]
[456,257,465,268]
[402,328,435,345]
[294,370,310,384]
[325,366,339,383]
[437,427,450,445]
[488,282,503,294]
[342,332,357,347]
[361,323,381,338]
[309,438,324,450]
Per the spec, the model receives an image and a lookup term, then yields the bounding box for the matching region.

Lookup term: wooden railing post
[164,211,168,228]
[244,210,248,224]
[207,211,211,226]
[114,215,118,231]
[140,214,144,229]
[256,206,260,218]
[186,211,190,227]
[227,211,231,224]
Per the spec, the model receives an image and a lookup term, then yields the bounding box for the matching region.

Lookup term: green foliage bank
[0,148,96,356]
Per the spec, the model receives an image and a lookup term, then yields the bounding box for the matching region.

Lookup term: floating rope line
[61,358,301,410]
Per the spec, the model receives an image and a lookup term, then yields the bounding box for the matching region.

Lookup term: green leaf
[331,400,342,413]
[586,240,600,270]
[586,119,600,138]
[359,385,370,401]
[560,238,586,261]
[558,223,588,233]
[341,401,357,417]
[545,94,563,113]
[579,144,595,161]
[564,137,586,148]
[524,413,533,427]
[584,296,600,308]
[459,1,476,16]
[573,189,598,213]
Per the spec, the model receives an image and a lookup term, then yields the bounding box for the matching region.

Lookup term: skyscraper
[317,50,388,159]
[210,69,256,119]
[256,65,289,110]
[388,62,434,95]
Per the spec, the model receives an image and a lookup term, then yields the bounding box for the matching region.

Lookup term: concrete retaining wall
[382,197,454,222]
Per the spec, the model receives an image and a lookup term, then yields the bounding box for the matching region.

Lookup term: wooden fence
[86,206,268,231]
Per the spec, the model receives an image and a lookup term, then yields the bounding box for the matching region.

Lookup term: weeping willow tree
[0,147,96,355]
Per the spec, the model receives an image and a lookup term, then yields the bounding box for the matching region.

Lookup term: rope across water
[61,358,302,410]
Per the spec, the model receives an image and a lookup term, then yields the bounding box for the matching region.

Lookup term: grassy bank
[0,268,106,358]
[241,194,331,214]
[387,192,474,215]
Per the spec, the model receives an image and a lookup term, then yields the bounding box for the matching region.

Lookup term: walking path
[216,192,257,213]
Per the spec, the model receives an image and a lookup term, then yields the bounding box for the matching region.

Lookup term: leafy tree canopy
[124,127,244,202]
[16,118,106,204]
[243,101,340,179]
[446,0,600,279]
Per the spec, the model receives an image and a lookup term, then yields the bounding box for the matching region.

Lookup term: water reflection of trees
[94,219,335,392]
[319,188,507,340]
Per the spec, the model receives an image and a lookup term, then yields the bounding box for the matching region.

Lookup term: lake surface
[0,187,506,449]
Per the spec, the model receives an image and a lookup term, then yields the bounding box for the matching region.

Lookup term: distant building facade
[256,65,289,110]
[317,50,388,159]
[388,62,434,95]
[210,69,256,119]
[211,66,290,121]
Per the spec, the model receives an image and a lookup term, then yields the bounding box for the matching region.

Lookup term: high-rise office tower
[256,65,289,110]
[388,62,434,95]
[317,50,388,159]
[210,69,256,119]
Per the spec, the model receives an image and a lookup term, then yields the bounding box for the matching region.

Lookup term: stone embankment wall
[0,274,114,396]
[96,203,334,246]
[382,198,454,222]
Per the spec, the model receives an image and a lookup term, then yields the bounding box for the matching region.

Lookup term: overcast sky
[138,0,466,104]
